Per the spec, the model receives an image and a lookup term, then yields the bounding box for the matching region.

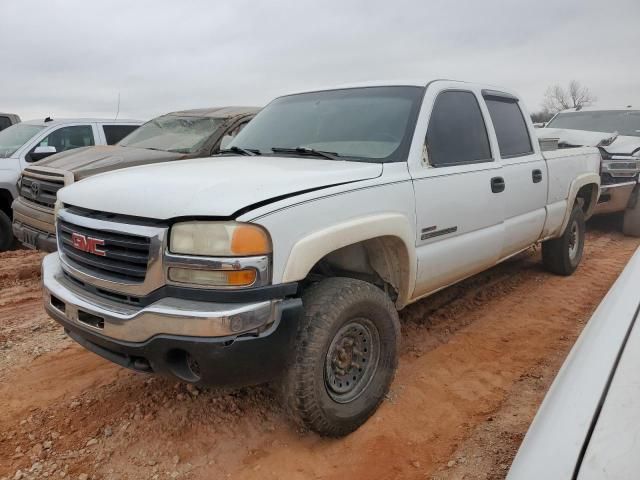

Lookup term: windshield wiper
[218,146,261,156]
[271,147,340,160]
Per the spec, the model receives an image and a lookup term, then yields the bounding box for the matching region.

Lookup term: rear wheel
[542,204,585,276]
[622,188,640,237]
[282,277,400,437]
[0,210,15,252]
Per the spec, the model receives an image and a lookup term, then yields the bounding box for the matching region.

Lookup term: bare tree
[542,80,596,113]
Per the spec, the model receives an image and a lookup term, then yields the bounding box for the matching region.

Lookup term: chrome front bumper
[594,181,637,215]
[42,253,283,343]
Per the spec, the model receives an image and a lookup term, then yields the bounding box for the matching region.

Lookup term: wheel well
[576,183,599,216]
[0,189,13,219]
[303,236,411,307]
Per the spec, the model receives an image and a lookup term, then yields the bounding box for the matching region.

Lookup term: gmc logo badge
[71,232,106,257]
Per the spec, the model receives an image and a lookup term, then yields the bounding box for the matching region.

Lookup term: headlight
[633,150,640,159]
[170,221,271,257]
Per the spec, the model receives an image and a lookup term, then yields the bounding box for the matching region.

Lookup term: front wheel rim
[324,318,381,404]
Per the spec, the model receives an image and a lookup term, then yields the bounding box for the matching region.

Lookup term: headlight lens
[170,222,271,257]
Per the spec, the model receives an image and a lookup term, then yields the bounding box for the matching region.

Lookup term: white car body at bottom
[508,247,640,480]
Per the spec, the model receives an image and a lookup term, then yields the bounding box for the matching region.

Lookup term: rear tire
[282,277,400,437]
[542,204,585,276]
[622,188,640,237]
[0,210,15,252]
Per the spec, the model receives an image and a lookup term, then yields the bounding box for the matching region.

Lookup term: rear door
[410,86,505,298]
[482,91,547,258]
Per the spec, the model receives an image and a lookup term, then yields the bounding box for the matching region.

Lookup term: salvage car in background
[0,112,20,131]
[0,117,141,250]
[537,107,640,236]
[12,107,258,251]
[42,80,600,436]
[508,246,640,480]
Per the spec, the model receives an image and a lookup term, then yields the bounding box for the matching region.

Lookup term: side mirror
[30,145,57,162]
[219,135,233,151]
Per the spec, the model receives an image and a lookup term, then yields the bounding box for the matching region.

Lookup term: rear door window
[426,90,492,167]
[103,124,139,145]
[484,96,533,158]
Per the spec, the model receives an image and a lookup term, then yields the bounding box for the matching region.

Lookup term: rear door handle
[491,176,505,193]
[532,169,543,183]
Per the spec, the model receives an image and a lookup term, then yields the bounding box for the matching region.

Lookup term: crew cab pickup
[0,117,141,250]
[537,107,640,236]
[12,107,258,252]
[42,80,600,437]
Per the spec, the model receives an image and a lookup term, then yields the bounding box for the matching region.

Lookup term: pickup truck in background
[12,107,258,252]
[0,117,141,250]
[0,113,20,131]
[41,80,600,437]
[537,107,640,236]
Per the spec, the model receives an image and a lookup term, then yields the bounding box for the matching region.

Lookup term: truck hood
[34,145,189,180]
[58,156,383,219]
[538,128,640,156]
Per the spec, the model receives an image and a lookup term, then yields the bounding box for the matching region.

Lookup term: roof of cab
[279,79,519,98]
[165,107,260,118]
[21,118,142,126]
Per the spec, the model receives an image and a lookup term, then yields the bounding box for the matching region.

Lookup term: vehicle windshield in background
[228,86,424,162]
[546,110,640,137]
[0,124,44,158]
[118,115,223,153]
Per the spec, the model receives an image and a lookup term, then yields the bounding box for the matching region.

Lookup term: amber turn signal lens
[168,268,257,287]
[231,225,272,256]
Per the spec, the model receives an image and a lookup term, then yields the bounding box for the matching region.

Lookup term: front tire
[0,210,15,252]
[542,204,585,276]
[282,277,400,437]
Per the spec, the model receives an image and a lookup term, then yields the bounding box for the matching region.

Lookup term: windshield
[228,86,424,162]
[546,110,640,137]
[0,124,44,158]
[118,115,223,153]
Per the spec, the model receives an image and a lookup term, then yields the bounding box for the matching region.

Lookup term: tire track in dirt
[0,225,638,480]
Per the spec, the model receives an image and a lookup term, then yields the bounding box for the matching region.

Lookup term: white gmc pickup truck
[42,80,600,436]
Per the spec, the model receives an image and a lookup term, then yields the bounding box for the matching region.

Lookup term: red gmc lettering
[71,232,106,257]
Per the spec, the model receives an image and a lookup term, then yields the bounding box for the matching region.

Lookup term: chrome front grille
[20,169,67,208]
[57,208,167,296]
[58,219,151,282]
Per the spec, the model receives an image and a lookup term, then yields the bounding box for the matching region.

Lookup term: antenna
[114,92,121,120]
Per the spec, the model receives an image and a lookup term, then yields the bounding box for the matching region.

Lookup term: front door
[411,89,505,298]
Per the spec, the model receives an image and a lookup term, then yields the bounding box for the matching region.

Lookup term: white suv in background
[0,117,141,250]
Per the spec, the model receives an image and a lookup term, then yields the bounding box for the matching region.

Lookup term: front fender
[281,213,416,307]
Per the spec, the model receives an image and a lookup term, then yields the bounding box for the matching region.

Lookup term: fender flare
[559,172,600,235]
[281,213,416,307]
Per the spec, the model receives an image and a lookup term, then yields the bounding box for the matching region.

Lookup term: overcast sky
[1,0,639,121]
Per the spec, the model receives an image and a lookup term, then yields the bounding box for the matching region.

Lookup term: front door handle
[491,176,505,193]
[532,169,543,183]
